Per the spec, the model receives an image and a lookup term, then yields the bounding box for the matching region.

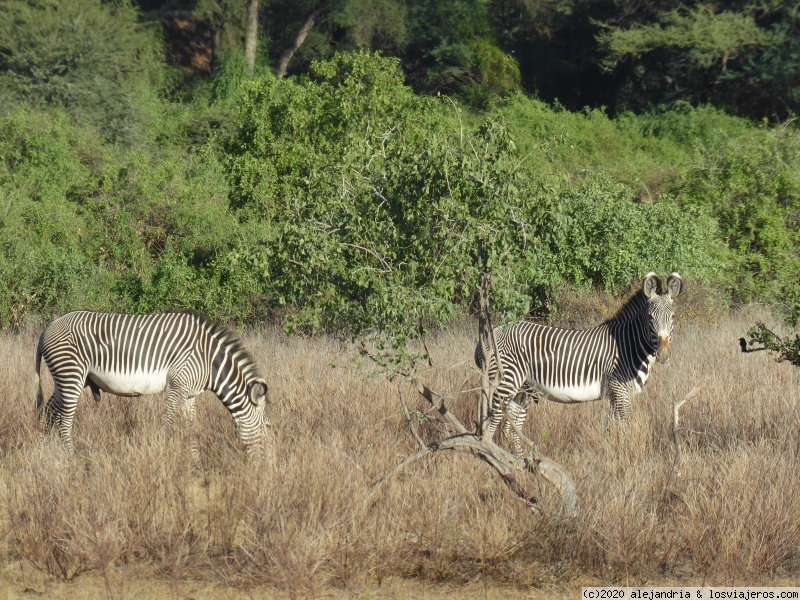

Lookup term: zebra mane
[605,290,649,325]
[180,312,263,379]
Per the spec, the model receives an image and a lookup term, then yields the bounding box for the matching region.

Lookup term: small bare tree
[367,272,579,517]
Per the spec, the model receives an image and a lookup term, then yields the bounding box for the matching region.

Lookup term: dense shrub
[674,124,800,308]
[548,178,724,290]
[0,0,166,143]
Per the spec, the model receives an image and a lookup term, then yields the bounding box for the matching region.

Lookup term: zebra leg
[503,397,530,458]
[609,384,632,421]
[483,369,524,444]
[180,396,200,463]
[164,381,184,434]
[85,378,102,403]
[164,382,200,459]
[504,392,535,458]
[46,369,86,451]
[483,394,508,444]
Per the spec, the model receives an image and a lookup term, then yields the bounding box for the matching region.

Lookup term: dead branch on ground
[366,271,579,517]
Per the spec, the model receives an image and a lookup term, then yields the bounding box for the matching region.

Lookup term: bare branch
[413,378,579,516]
[363,445,433,509]
[414,379,468,435]
[506,415,579,514]
[418,321,433,368]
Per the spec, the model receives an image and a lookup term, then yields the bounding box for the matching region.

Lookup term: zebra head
[643,272,683,364]
[248,377,271,427]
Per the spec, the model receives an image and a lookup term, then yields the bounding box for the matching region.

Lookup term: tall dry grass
[1,309,800,595]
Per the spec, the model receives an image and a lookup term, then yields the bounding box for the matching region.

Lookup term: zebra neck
[608,312,658,388]
[208,334,259,402]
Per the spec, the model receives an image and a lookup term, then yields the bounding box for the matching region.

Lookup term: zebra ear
[643,272,660,298]
[249,379,268,407]
[666,273,683,298]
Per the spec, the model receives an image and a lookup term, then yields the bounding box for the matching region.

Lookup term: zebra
[476,273,682,456]
[34,311,271,456]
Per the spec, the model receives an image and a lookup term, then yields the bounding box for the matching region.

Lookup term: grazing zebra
[34,311,271,456]
[476,273,682,456]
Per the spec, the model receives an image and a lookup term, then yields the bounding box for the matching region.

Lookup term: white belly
[538,381,602,404]
[89,368,168,396]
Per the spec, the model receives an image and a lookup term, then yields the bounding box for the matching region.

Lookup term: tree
[597,2,800,118]
[245,0,259,73]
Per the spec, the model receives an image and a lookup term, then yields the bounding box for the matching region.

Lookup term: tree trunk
[477,271,499,435]
[276,8,321,79]
[244,0,259,74]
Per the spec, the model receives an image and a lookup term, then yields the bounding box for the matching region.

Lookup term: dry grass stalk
[672,386,700,473]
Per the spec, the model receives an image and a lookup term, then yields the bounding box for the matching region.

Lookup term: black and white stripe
[476,273,682,456]
[34,311,270,455]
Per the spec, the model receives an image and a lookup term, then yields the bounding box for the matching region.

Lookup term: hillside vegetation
[2,49,800,352]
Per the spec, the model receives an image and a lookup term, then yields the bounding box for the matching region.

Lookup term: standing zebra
[35,311,271,456]
[476,273,682,456]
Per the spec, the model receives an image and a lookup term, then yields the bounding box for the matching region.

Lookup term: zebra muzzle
[656,336,671,364]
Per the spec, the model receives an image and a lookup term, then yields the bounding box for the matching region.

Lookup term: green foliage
[332,0,408,51]
[596,2,800,117]
[0,0,165,142]
[550,179,724,290]
[0,108,248,328]
[3,40,800,369]
[674,126,800,303]
[459,39,521,108]
[746,322,800,366]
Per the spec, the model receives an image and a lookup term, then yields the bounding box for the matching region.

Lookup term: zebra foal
[34,311,271,456]
[476,273,682,456]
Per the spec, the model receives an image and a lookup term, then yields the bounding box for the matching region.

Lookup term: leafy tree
[598,2,800,118]
[219,51,539,365]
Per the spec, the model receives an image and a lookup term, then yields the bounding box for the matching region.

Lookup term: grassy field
[1,307,799,598]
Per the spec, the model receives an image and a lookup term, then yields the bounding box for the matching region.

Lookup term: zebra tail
[34,333,44,411]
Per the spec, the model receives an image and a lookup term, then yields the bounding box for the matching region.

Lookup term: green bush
[548,178,726,290]
[674,127,800,305]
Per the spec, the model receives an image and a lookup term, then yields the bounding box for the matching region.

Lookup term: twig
[418,321,433,368]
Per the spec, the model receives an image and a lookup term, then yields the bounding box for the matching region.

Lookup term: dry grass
[1,308,800,597]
